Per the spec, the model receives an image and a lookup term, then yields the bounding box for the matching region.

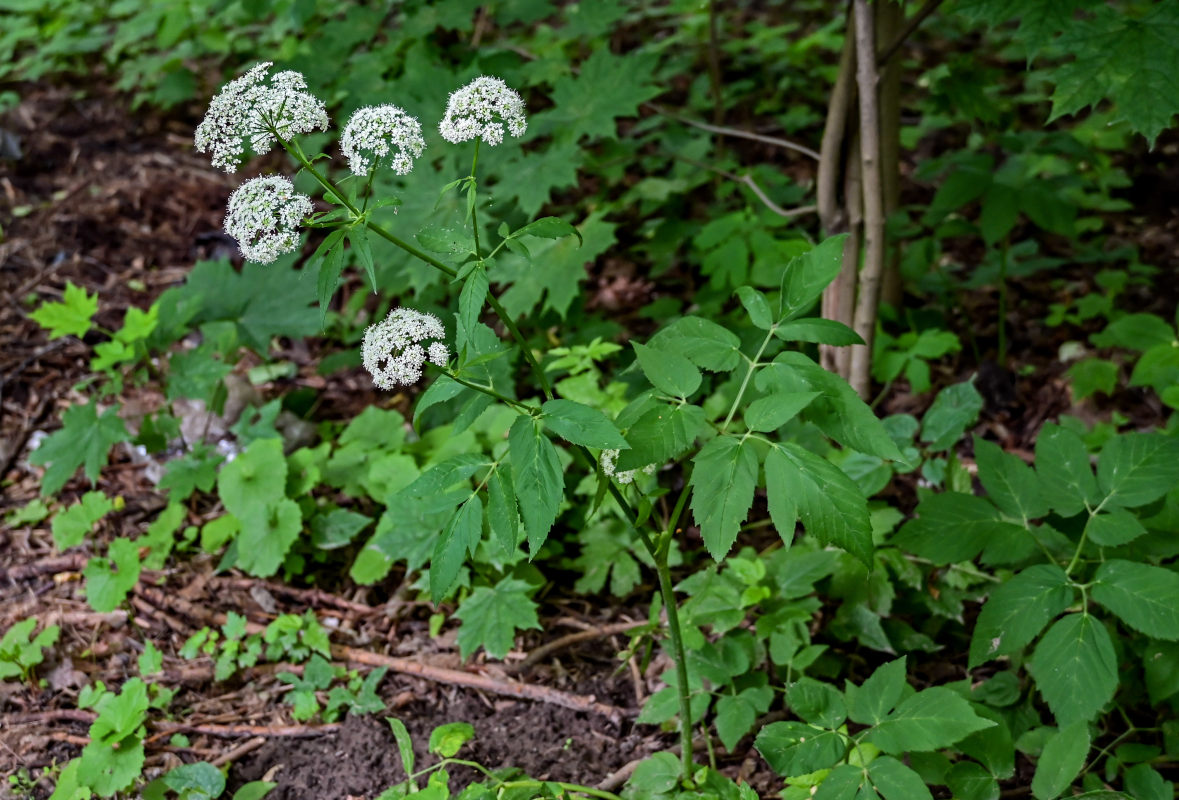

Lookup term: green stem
[443,370,532,413]
[656,540,695,782]
[720,327,776,431]
[469,141,483,257]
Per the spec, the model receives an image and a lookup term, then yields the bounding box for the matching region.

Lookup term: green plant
[0,618,60,684]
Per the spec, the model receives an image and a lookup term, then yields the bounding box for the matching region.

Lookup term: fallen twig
[513,621,648,670]
[0,553,88,583]
[210,735,267,767]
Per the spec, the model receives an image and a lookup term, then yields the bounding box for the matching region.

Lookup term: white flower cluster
[600,449,658,486]
[224,176,313,264]
[340,104,426,176]
[439,76,527,147]
[362,308,450,389]
[195,62,329,172]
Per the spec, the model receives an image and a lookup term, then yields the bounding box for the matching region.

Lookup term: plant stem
[720,327,776,431]
[469,141,483,257]
[655,537,695,782]
[443,370,532,414]
[997,236,1009,364]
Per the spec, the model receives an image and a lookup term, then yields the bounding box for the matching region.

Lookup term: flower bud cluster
[600,449,658,486]
[439,76,528,147]
[362,308,450,389]
[341,105,426,176]
[224,176,313,264]
[195,62,328,173]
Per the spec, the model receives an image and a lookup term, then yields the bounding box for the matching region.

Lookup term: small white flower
[341,105,426,176]
[224,176,313,264]
[195,62,329,172]
[601,449,658,486]
[439,76,527,147]
[362,308,449,389]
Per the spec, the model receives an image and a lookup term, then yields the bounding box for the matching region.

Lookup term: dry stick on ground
[210,736,267,767]
[848,0,886,400]
[215,577,377,616]
[335,645,629,722]
[2,709,338,739]
[511,620,649,670]
[0,552,89,583]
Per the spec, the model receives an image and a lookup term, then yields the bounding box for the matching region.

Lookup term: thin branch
[876,0,944,67]
[646,103,821,161]
[669,152,818,219]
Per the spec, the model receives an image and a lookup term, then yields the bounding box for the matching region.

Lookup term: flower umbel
[362,308,449,389]
[439,76,527,147]
[601,449,658,486]
[341,105,426,176]
[195,62,329,172]
[224,176,313,264]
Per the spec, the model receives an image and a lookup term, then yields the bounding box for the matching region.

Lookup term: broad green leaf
[779,235,848,321]
[1035,422,1099,516]
[348,225,377,291]
[1030,614,1118,724]
[387,717,415,777]
[766,443,873,566]
[31,281,98,339]
[1130,344,1179,392]
[31,400,130,496]
[847,658,907,726]
[736,285,773,329]
[866,687,996,753]
[509,415,563,555]
[921,379,983,451]
[430,495,483,603]
[415,226,476,257]
[632,341,701,397]
[428,721,475,757]
[310,508,371,550]
[787,677,846,728]
[84,538,142,614]
[869,756,934,800]
[715,692,758,752]
[232,783,278,800]
[1031,721,1090,800]
[894,493,1026,566]
[217,438,287,519]
[755,721,847,778]
[1066,358,1118,400]
[974,437,1048,521]
[1091,559,1179,640]
[629,752,681,794]
[774,318,864,346]
[814,764,868,800]
[235,498,302,578]
[549,48,661,141]
[946,762,999,800]
[485,467,519,559]
[493,138,581,218]
[498,212,616,319]
[454,577,540,659]
[163,762,225,799]
[315,230,346,326]
[512,216,582,244]
[1091,313,1175,352]
[970,564,1074,668]
[1084,508,1147,547]
[744,391,820,433]
[647,316,742,372]
[540,399,629,449]
[615,402,705,471]
[690,436,759,560]
[1097,432,1179,508]
[456,263,488,353]
[1124,763,1173,800]
[52,491,115,550]
[763,444,798,545]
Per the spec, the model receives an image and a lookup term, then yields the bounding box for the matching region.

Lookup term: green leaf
[894,492,1026,566]
[1030,613,1118,725]
[1035,422,1100,517]
[969,564,1074,668]
[736,286,773,329]
[814,764,868,800]
[1091,559,1179,640]
[767,443,873,566]
[779,235,848,321]
[235,498,302,578]
[52,491,115,550]
[744,391,820,432]
[31,400,129,496]
[492,138,581,218]
[430,494,483,604]
[690,436,759,560]
[509,415,563,555]
[348,225,377,292]
[310,508,372,550]
[498,212,616,319]
[1144,641,1179,704]
[1066,358,1118,400]
[1085,508,1147,547]
[755,721,847,778]
[869,756,934,800]
[428,721,475,757]
[163,762,226,799]
[386,717,415,777]
[974,437,1049,521]
[485,466,519,559]
[549,49,661,141]
[512,216,582,245]
[629,752,681,794]
[454,577,540,660]
[1031,721,1090,800]
[84,537,142,613]
[715,688,769,752]
[847,658,907,726]
[615,401,706,471]
[763,446,798,546]
[866,687,996,753]
[774,318,864,346]
[1092,313,1175,352]
[647,316,743,372]
[1097,432,1179,508]
[540,399,629,449]
[632,341,701,397]
[31,281,98,339]
[217,438,287,519]
[920,379,983,451]
[946,761,999,800]
[232,782,277,800]
[787,677,847,728]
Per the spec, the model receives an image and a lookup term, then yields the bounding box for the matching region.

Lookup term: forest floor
[1,83,1176,799]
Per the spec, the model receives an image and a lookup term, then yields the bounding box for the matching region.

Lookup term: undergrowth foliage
[8,2,1179,799]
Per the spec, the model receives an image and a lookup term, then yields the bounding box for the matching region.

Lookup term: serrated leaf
[869,756,935,800]
[512,216,582,244]
[779,235,848,321]
[632,341,701,397]
[969,564,1074,669]
[316,238,346,327]
[736,286,773,329]
[690,436,759,560]
[84,538,142,614]
[1030,613,1118,725]
[647,316,743,372]
[1097,432,1179,508]
[1085,508,1146,547]
[766,443,873,566]
[894,492,1026,565]
[509,415,563,555]
[540,399,629,449]
[921,379,983,451]
[1035,422,1099,517]
[31,281,98,339]
[774,318,864,346]
[1066,358,1118,400]
[615,402,705,471]
[1031,720,1089,800]
[946,761,999,800]
[629,752,681,794]
[1091,559,1179,640]
[217,438,287,519]
[235,498,302,578]
[848,657,907,726]
[457,264,488,354]
[974,437,1049,521]
[745,391,820,432]
[348,225,377,292]
[52,491,115,550]
[755,721,847,778]
[787,677,847,728]
[163,762,226,799]
[454,577,540,659]
[430,494,483,604]
[428,721,475,757]
[866,687,996,753]
[486,466,519,559]
[715,692,758,752]
[30,400,129,496]
[549,49,661,141]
